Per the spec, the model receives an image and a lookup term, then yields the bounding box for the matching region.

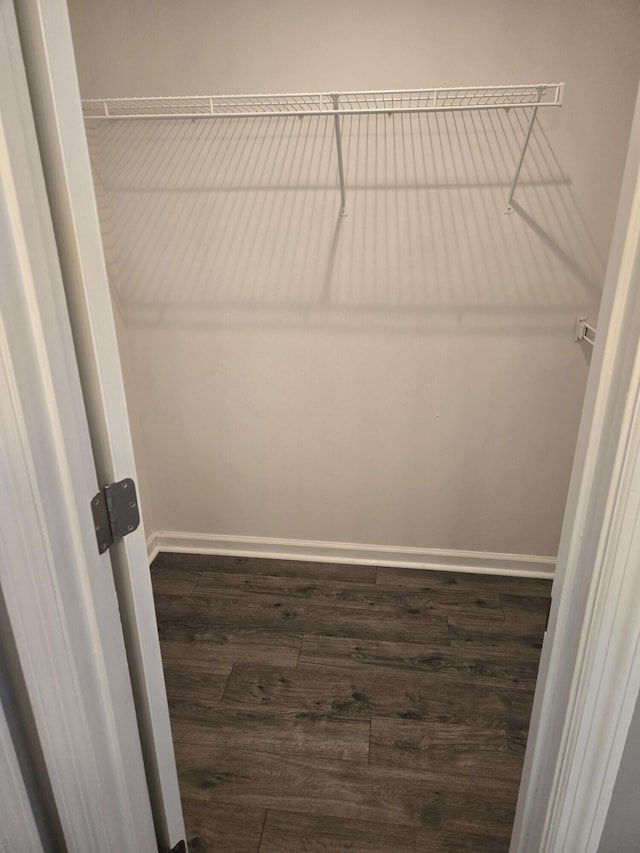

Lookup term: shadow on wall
[86,108,603,331]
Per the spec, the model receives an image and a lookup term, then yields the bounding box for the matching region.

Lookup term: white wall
[111,295,156,536]
[67,0,640,559]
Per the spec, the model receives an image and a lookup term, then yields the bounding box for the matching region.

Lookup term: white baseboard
[146,533,160,565]
[146,530,555,578]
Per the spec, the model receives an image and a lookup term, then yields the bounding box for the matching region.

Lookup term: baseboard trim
[146,531,555,578]
[146,533,160,565]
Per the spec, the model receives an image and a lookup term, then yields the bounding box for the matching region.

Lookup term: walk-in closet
[62,1,640,850]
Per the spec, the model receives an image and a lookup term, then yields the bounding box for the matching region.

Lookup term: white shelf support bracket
[332,94,347,216]
[574,316,597,346]
[505,86,545,213]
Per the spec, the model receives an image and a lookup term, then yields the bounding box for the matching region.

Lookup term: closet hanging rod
[82,83,563,121]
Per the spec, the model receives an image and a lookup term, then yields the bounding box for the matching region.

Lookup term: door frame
[7,0,640,847]
[0,1,157,849]
[510,85,640,851]
[11,0,185,849]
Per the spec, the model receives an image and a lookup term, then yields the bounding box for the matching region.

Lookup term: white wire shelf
[82,83,564,214]
[82,83,563,120]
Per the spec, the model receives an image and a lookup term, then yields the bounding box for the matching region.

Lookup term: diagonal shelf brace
[505,86,546,213]
[332,94,347,216]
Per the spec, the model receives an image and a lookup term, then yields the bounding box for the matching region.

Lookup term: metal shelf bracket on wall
[331,94,347,216]
[574,316,597,346]
[82,82,564,217]
[505,85,549,213]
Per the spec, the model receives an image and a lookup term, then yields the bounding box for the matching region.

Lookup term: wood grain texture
[370,717,527,781]
[159,590,451,644]
[150,553,546,850]
[377,566,553,598]
[259,809,509,853]
[153,552,377,583]
[174,743,518,839]
[150,567,201,598]
[223,662,534,729]
[500,593,551,628]
[193,570,505,617]
[180,801,265,853]
[299,634,540,689]
[170,703,370,760]
[448,617,546,656]
[158,628,302,671]
[162,656,231,700]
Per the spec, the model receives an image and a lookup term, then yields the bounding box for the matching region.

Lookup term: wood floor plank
[158,629,302,671]
[377,567,553,598]
[500,593,551,627]
[162,656,231,700]
[299,635,540,690]
[152,552,377,584]
[193,570,504,618]
[174,744,518,840]
[223,663,535,729]
[151,557,547,850]
[259,809,508,853]
[180,800,265,853]
[448,618,546,657]
[170,703,370,761]
[150,567,201,598]
[153,593,214,621]
[157,592,451,645]
[369,717,527,781]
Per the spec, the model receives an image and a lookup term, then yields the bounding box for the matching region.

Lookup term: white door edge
[511,84,640,853]
[0,1,156,849]
[12,0,185,848]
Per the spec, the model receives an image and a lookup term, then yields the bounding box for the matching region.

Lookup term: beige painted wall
[68,0,640,556]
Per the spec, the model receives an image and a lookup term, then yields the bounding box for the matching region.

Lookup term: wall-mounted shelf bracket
[505,86,547,213]
[574,316,597,347]
[331,94,347,216]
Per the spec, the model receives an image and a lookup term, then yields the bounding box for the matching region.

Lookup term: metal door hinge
[91,478,140,554]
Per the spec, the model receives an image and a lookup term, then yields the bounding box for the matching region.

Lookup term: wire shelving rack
[82,83,564,214]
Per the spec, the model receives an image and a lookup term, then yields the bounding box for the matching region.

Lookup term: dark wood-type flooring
[151,553,551,852]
